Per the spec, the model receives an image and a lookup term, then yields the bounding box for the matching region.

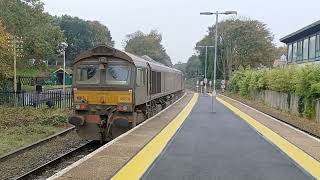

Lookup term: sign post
[204,78,208,95]
[196,80,199,93]
[221,79,226,93]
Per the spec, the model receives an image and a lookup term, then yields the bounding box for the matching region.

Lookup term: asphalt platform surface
[142,95,314,180]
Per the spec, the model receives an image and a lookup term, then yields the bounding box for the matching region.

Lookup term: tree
[0,0,64,67]
[88,21,114,46]
[185,55,201,79]
[196,18,276,80]
[124,30,172,67]
[0,18,12,79]
[56,15,114,65]
[173,61,187,75]
[275,45,287,59]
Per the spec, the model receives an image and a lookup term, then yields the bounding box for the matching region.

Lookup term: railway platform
[49,93,320,180]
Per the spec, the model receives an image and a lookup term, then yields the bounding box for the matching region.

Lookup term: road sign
[221,79,225,85]
[209,81,212,86]
[200,81,203,86]
[204,78,208,84]
[196,80,199,85]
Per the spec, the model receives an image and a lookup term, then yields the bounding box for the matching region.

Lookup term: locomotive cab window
[105,65,131,85]
[77,64,100,84]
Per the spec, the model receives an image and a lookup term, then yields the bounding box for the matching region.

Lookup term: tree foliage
[0,18,12,79]
[0,0,64,67]
[124,30,172,67]
[173,62,187,75]
[196,18,276,80]
[185,55,201,79]
[55,15,114,65]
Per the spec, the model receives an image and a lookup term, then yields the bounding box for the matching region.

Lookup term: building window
[309,35,316,59]
[287,43,292,62]
[316,34,320,58]
[292,42,297,61]
[303,38,309,60]
[297,40,303,61]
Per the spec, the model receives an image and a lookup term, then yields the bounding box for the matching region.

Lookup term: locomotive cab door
[134,67,148,105]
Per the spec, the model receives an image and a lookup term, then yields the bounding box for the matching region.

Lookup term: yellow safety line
[217,97,320,179]
[112,93,199,180]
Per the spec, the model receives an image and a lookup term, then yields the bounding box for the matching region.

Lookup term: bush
[227,64,320,119]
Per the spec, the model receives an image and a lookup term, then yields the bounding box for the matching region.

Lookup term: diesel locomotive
[69,45,184,141]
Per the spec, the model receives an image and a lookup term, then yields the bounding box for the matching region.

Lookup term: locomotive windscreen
[77,64,100,84]
[105,65,131,85]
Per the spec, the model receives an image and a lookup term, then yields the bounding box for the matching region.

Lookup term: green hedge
[228,65,320,118]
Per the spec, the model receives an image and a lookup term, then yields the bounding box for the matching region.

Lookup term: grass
[0,106,71,156]
[17,68,46,77]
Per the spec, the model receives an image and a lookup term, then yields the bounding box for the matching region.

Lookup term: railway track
[15,140,101,180]
[0,127,93,180]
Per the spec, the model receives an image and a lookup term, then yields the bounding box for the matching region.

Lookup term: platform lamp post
[196,45,214,95]
[200,10,237,113]
[58,42,68,93]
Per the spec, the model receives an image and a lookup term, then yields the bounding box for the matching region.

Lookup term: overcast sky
[43,0,319,64]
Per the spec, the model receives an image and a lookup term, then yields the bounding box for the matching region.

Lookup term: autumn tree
[124,30,172,67]
[0,0,64,67]
[0,18,12,79]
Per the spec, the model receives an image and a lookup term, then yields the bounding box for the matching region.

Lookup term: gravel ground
[32,141,102,180]
[222,94,320,138]
[0,130,88,180]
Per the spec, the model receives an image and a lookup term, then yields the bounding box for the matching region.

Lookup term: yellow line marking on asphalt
[217,97,320,179]
[111,93,199,180]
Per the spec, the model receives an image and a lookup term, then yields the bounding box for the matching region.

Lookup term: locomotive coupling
[69,115,85,126]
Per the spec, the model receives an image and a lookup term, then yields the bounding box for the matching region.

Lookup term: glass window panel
[106,65,131,85]
[77,64,100,84]
[136,68,142,86]
[297,41,303,61]
[292,42,297,61]
[316,34,320,57]
[310,35,316,59]
[288,43,292,62]
[303,38,309,60]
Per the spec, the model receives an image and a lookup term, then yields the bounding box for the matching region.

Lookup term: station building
[280,20,320,64]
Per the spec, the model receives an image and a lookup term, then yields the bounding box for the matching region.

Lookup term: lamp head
[200,12,214,15]
[224,11,237,15]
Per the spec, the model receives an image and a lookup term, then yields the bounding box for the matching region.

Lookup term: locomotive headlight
[117,105,130,111]
[75,104,88,110]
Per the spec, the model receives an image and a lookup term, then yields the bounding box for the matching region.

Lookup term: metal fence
[0,90,73,109]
